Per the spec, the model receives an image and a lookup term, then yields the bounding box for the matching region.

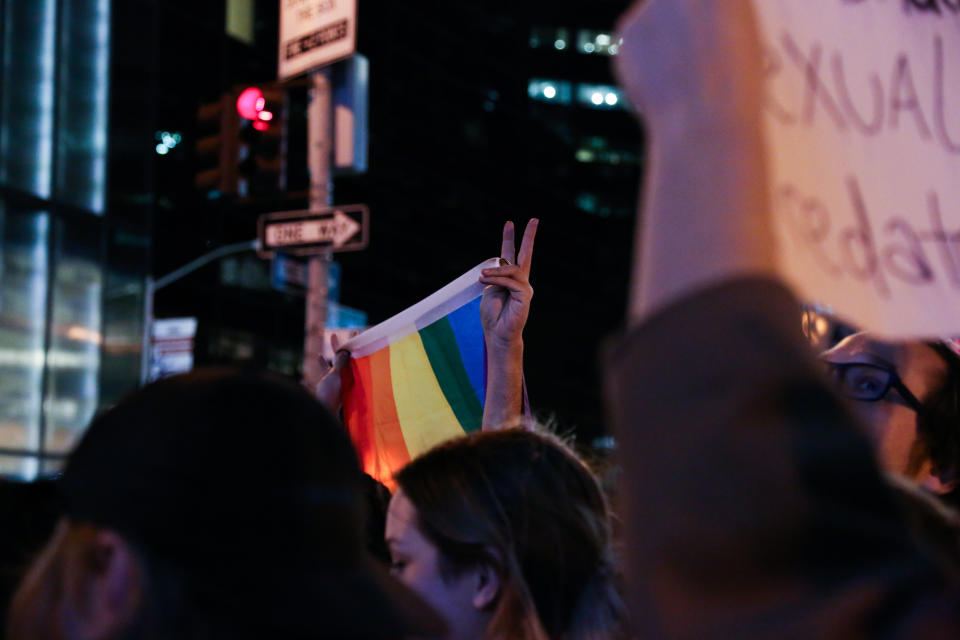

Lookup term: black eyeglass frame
[822,360,925,413]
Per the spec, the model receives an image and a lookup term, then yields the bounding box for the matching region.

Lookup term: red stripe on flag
[343,355,377,478]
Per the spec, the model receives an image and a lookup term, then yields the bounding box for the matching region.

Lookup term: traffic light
[235,84,287,199]
[236,87,274,131]
[193,94,240,197]
[193,85,287,200]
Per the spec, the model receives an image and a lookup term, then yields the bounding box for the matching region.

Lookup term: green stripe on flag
[419,318,484,433]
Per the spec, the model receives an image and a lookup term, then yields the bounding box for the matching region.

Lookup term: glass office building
[0,0,146,479]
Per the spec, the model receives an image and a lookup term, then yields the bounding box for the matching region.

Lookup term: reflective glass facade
[0,0,116,479]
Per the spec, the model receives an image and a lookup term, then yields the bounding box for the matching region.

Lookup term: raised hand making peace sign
[479,219,538,429]
[479,219,538,348]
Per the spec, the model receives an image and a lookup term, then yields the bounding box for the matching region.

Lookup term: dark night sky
[113,0,643,443]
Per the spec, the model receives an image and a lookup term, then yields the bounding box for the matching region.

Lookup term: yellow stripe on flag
[390,330,465,458]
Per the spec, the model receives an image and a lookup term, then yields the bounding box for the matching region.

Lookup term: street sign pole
[278,0,360,389]
[139,239,259,385]
[303,67,334,389]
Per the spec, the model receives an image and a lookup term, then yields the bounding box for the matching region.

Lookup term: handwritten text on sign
[754,0,960,337]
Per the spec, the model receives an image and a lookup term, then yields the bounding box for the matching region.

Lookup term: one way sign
[257,205,369,257]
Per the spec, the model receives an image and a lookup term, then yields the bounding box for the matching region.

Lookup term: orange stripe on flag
[369,346,410,489]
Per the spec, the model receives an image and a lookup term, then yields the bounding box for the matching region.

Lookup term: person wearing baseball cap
[6,368,445,640]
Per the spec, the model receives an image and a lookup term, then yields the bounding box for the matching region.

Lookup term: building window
[226,0,255,45]
[576,30,621,56]
[0,208,50,479]
[530,27,621,56]
[528,79,572,105]
[0,0,113,479]
[576,84,625,110]
[576,192,632,218]
[574,137,639,166]
[529,26,570,51]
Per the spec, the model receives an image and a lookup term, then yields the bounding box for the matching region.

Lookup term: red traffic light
[236,87,263,120]
[236,87,273,126]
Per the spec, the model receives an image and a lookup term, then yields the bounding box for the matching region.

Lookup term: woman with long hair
[385,427,625,640]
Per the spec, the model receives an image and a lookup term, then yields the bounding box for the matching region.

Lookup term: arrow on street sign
[257,205,369,257]
[266,210,358,248]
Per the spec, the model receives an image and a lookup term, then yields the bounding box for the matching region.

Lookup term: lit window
[154,130,183,155]
[576,193,598,213]
[576,30,620,56]
[576,138,639,166]
[529,26,570,52]
[528,79,571,105]
[577,84,625,110]
[226,0,254,44]
[586,136,606,149]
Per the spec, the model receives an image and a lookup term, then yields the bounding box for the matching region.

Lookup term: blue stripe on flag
[446,296,486,406]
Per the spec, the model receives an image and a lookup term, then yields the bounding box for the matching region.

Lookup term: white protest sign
[754,1,960,338]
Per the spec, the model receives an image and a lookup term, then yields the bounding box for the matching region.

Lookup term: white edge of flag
[342,258,500,359]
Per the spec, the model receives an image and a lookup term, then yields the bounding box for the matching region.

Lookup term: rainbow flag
[340,259,499,488]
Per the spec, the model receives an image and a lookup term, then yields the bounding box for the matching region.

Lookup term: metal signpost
[277,0,363,388]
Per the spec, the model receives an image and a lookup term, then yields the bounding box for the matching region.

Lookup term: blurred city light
[236,86,274,130]
[578,84,624,110]
[154,130,182,155]
[528,79,571,105]
[236,87,265,120]
[576,30,622,56]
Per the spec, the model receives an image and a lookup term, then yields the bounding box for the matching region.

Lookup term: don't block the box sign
[755,0,960,338]
[278,0,357,80]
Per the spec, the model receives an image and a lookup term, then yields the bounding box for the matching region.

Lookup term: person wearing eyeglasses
[606,0,960,635]
[822,335,960,503]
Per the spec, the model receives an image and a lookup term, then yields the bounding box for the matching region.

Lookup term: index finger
[516,218,539,274]
[500,221,516,264]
